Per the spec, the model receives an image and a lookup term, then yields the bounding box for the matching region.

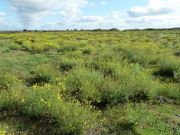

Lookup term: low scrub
[155,54,180,79]
[0,84,100,135]
[26,64,59,86]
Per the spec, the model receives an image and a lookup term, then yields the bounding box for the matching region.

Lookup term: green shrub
[125,103,179,135]
[174,68,180,83]
[0,73,24,110]
[102,106,137,135]
[58,45,78,52]
[97,77,129,105]
[66,63,158,105]
[155,55,179,78]
[23,84,100,135]
[86,60,120,79]
[82,48,93,55]
[114,63,157,102]
[116,44,159,65]
[22,40,58,53]
[0,39,12,47]
[103,103,179,135]
[9,43,21,50]
[0,83,100,135]
[26,64,59,86]
[65,68,103,102]
[156,84,180,104]
[58,41,79,53]
[0,72,22,91]
[0,90,9,110]
[58,58,77,72]
[14,39,23,45]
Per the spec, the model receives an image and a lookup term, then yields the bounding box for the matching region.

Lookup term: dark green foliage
[58,45,78,52]
[26,64,59,86]
[154,55,180,81]
[82,48,92,55]
[58,59,77,72]
[65,68,103,102]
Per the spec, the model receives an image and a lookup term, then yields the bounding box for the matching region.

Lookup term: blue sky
[0,0,180,30]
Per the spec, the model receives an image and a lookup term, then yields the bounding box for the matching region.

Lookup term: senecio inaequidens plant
[0,30,179,135]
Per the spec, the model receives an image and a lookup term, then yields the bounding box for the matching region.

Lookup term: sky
[0,0,180,30]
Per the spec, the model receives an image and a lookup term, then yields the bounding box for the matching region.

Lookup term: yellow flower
[0,130,6,135]
[21,98,25,103]
[40,98,45,102]
[47,102,51,107]
[57,94,61,100]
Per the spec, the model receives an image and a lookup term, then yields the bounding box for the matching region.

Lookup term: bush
[14,39,23,45]
[0,72,22,91]
[111,63,157,102]
[155,84,180,104]
[57,58,77,72]
[102,106,137,135]
[86,60,120,79]
[0,73,24,110]
[155,55,180,78]
[24,85,100,134]
[26,64,59,86]
[102,103,179,135]
[22,40,58,53]
[9,43,21,50]
[115,44,159,65]
[66,63,158,105]
[0,39,12,47]
[65,68,103,102]
[82,47,93,55]
[97,78,129,105]
[174,68,180,83]
[0,84,100,135]
[0,90,9,110]
[58,41,79,53]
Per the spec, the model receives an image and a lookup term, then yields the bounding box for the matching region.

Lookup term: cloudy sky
[0,0,180,30]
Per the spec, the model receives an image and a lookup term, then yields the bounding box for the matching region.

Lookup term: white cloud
[126,14,180,29]
[76,11,122,23]
[0,12,6,16]
[126,0,180,29]
[128,6,172,17]
[0,12,6,24]
[128,0,180,17]
[0,12,16,31]
[2,0,180,30]
[55,11,128,30]
[89,1,95,7]
[9,0,88,26]
[77,16,104,23]
[101,1,107,5]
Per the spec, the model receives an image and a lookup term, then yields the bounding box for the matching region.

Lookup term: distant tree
[109,28,119,31]
[92,29,102,32]
[23,29,28,32]
[144,28,155,31]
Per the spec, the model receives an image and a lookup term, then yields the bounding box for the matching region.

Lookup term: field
[0,29,179,135]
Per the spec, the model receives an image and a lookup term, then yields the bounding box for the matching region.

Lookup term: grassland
[0,29,179,135]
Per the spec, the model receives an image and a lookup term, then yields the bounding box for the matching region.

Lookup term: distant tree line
[0,27,179,34]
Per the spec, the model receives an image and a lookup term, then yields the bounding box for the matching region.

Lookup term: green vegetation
[0,29,179,135]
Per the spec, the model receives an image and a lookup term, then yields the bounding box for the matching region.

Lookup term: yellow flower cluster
[40,98,51,107]
[58,82,66,91]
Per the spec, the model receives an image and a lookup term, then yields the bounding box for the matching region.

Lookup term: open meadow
[0,29,179,135]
